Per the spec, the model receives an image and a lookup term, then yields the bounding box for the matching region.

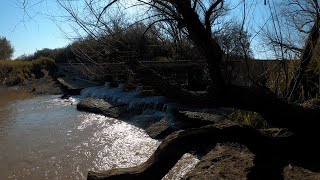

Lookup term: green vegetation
[18,47,77,63]
[0,36,14,60]
[230,109,268,129]
[0,57,56,86]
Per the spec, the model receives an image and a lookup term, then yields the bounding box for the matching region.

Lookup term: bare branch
[97,0,118,23]
[205,0,223,36]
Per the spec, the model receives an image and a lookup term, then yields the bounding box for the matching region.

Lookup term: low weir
[81,84,171,112]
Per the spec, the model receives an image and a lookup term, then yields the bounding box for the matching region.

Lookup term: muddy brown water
[0,88,198,179]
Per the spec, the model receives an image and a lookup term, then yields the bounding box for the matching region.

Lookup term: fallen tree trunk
[87,122,301,180]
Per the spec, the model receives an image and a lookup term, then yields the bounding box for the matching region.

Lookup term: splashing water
[81,86,172,112]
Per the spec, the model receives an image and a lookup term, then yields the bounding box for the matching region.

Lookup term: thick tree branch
[205,0,223,37]
[167,1,225,89]
[268,39,303,53]
[87,123,283,180]
[97,0,118,23]
[287,21,320,101]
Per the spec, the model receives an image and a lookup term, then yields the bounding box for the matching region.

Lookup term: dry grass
[229,109,269,129]
[0,57,56,86]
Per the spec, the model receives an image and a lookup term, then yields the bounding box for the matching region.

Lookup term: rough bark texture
[186,144,254,180]
[173,1,225,90]
[287,21,320,101]
[87,121,320,179]
[87,121,308,180]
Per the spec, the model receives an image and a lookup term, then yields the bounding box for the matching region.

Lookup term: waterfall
[80,85,173,113]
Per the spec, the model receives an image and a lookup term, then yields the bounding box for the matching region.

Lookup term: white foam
[81,86,169,112]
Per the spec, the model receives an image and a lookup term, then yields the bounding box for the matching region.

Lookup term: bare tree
[214,22,253,60]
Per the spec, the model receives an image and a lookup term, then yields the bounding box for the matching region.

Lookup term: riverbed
[0,88,198,179]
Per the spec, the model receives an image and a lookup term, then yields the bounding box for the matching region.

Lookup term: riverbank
[0,92,163,179]
[2,63,320,179]
[79,85,320,179]
[74,85,257,179]
[0,73,62,95]
[22,73,62,95]
[0,57,61,95]
[0,82,200,179]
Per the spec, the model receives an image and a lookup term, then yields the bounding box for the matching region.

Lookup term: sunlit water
[0,88,198,179]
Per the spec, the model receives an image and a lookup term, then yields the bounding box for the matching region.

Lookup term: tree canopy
[0,37,14,60]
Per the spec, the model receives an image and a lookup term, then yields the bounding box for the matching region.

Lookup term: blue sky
[0,0,71,59]
[0,0,287,60]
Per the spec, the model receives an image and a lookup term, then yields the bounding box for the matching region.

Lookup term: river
[0,87,198,179]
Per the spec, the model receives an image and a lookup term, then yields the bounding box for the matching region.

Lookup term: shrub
[0,57,56,86]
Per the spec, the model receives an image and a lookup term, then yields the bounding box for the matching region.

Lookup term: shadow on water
[0,88,33,136]
[0,87,33,106]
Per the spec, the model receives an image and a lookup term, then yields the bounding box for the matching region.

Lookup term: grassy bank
[0,57,56,86]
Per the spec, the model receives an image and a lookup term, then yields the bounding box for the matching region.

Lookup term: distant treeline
[16,24,203,63]
[16,47,77,63]
[16,22,252,64]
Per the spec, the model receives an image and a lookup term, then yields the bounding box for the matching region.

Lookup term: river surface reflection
[0,88,200,179]
[0,88,160,179]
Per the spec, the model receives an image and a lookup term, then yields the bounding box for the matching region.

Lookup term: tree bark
[287,22,320,101]
[171,1,225,90]
[86,123,266,179]
[88,122,319,180]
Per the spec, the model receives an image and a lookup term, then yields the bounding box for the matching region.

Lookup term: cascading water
[80,85,173,113]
